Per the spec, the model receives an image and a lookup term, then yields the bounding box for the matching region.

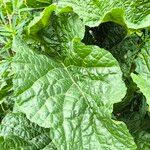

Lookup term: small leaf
[28,4,57,34]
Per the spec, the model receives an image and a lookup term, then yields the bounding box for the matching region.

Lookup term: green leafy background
[0,0,150,149]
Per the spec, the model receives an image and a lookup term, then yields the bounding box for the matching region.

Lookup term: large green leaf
[0,113,55,150]
[58,0,150,29]
[12,38,136,149]
[131,39,150,105]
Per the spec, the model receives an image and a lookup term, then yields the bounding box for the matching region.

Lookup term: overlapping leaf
[0,113,55,150]
[134,130,150,150]
[116,97,150,150]
[27,8,85,56]
[40,12,85,53]
[0,59,13,121]
[28,4,57,34]
[131,38,150,105]
[58,0,150,29]
[0,60,12,102]
[110,34,141,78]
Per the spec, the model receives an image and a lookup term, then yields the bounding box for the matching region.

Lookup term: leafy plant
[0,0,150,149]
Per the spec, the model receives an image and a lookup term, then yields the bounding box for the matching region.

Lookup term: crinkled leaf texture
[0,60,12,103]
[0,113,55,150]
[40,12,85,53]
[0,60,13,121]
[131,39,150,105]
[58,0,150,29]
[12,38,136,150]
